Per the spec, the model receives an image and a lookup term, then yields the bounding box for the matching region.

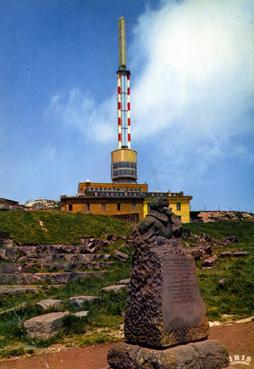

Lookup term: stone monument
[108,197,229,369]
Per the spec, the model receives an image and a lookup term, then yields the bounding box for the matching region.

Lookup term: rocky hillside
[191,210,254,223]
[25,199,60,210]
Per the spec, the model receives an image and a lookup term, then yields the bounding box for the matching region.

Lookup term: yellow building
[61,181,147,222]
[61,182,192,223]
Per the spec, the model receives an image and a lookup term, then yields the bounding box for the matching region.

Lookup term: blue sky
[0,0,253,211]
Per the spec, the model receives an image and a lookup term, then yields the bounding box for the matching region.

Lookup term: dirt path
[0,322,253,369]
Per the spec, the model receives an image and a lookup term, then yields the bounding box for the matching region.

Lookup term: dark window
[117,203,121,211]
[87,203,90,211]
[176,202,181,211]
[68,204,73,211]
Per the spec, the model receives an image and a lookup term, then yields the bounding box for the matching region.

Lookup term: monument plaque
[161,253,206,331]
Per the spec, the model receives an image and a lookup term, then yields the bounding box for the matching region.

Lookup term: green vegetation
[0,211,131,245]
[185,221,254,243]
[185,222,254,320]
[0,260,130,358]
[0,213,253,359]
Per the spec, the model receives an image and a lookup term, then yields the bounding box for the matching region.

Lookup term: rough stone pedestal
[108,340,229,369]
[125,241,209,348]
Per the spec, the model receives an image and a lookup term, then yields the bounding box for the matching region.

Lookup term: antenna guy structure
[111,17,137,183]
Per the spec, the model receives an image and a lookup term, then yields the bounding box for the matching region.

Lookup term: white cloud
[47,0,254,179]
[48,88,115,143]
[131,0,254,140]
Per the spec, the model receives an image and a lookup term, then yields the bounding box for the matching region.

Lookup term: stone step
[0,285,39,298]
[2,252,111,263]
[0,271,106,285]
[0,263,21,274]
[0,246,111,262]
[13,260,113,273]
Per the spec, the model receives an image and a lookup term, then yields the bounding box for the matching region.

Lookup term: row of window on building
[85,191,143,198]
[112,169,137,177]
[67,202,181,212]
[112,162,137,169]
[67,203,137,212]
[83,187,143,192]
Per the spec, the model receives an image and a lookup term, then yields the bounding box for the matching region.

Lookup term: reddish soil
[0,322,253,369]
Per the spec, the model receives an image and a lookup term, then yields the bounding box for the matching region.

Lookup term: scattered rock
[202,255,218,268]
[181,229,191,239]
[232,251,250,257]
[224,235,239,243]
[203,244,213,255]
[80,240,97,254]
[219,278,226,288]
[69,295,99,308]
[219,249,249,258]
[102,284,127,293]
[24,311,69,340]
[80,238,108,254]
[117,278,130,285]
[220,251,232,258]
[3,247,19,261]
[73,310,89,318]
[188,247,203,260]
[0,238,14,247]
[119,235,127,241]
[36,299,62,311]
[113,250,129,262]
[106,234,117,242]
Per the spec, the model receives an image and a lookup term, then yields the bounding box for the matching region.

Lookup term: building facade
[61,182,192,223]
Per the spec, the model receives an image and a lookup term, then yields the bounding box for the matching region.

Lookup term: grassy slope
[0,212,253,357]
[185,222,254,319]
[0,211,131,244]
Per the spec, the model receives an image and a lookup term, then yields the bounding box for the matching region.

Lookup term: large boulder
[202,255,218,268]
[24,311,69,340]
[108,340,229,369]
[113,250,129,262]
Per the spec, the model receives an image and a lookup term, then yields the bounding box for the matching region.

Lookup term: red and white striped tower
[111,17,137,183]
[117,70,131,148]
